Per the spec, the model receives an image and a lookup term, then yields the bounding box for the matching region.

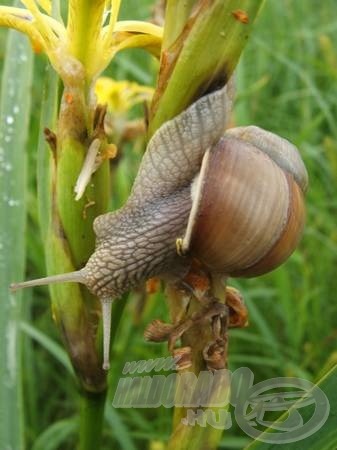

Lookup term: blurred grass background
[1,0,337,448]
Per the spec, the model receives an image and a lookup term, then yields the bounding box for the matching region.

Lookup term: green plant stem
[166,280,229,450]
[45,85,110,449]
[76,297,128,449]
[149,0,265,136]
[43,85,109,393]
[78,390,107,450]
[162,0,197,49]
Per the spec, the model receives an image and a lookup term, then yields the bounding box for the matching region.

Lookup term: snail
[11,84,308,370]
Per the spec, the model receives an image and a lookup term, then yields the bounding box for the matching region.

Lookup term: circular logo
[235,377,330,444]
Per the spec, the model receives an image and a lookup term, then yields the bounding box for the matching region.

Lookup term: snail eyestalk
[10,269,115,370]
[101,298,113,370]
[10,269,87,292]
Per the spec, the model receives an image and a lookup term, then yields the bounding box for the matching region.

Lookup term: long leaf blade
[0,29,33,450]
[245,366,337,450]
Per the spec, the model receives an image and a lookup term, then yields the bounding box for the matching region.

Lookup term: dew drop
[8,199,20,207]
[6,116,14,125]
[3,163,12,172]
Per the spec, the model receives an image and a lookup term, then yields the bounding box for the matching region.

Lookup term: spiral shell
[180,127,308,277]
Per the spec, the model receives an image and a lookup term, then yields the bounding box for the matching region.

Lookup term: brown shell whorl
[183,132,306,278]
[232,173,305,277]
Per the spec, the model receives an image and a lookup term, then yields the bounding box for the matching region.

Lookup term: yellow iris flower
[0,0,163,84]
[95,77,154,113]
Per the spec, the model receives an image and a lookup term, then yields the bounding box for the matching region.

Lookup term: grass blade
[0,29,33,450]
[20,321,75,376]
[32,417,78,450]
[245,365,337,450]
[37,65,59,242]
[105,403,138,450]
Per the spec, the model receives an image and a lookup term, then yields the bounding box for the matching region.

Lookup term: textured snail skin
[85,190,192,298]
[82,84,232,298]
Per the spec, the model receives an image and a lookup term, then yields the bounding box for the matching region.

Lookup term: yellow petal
[36,0,51,14]
[66,0,106,67]
[101,0,121,49]
[0,6,64,37]
[0,7,45,50]
[101,20,163,54]
[114,33,162,58]
[95,77,153,113]
[96,20,162,77]
[20,0,59,49]
[114,20,163,39]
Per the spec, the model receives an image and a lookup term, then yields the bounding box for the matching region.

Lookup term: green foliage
[149,0,265,135]
[245,366,337,450]
[0,0,336,448]
[0,26,33,450]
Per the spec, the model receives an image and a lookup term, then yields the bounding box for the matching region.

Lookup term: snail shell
[180,126,308,277]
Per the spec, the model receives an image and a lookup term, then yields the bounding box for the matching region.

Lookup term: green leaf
[245,365,337,450]
[0,28,33,450]
[219,436,252,448]
[20,321,75,376]
[162,0,197,49]
[149,0,265,135]
[105,403,138,450]
[32,417,78,450]
[37,65,59,242]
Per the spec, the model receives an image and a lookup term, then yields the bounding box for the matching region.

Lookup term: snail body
[11,85,308,369]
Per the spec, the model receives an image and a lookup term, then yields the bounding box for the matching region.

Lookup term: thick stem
[76,296,128,449]
[166,276,229,450]
[78,390,107,450]
[149,0,265,136]
[162,0,197,49]
[44,84,109,391]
